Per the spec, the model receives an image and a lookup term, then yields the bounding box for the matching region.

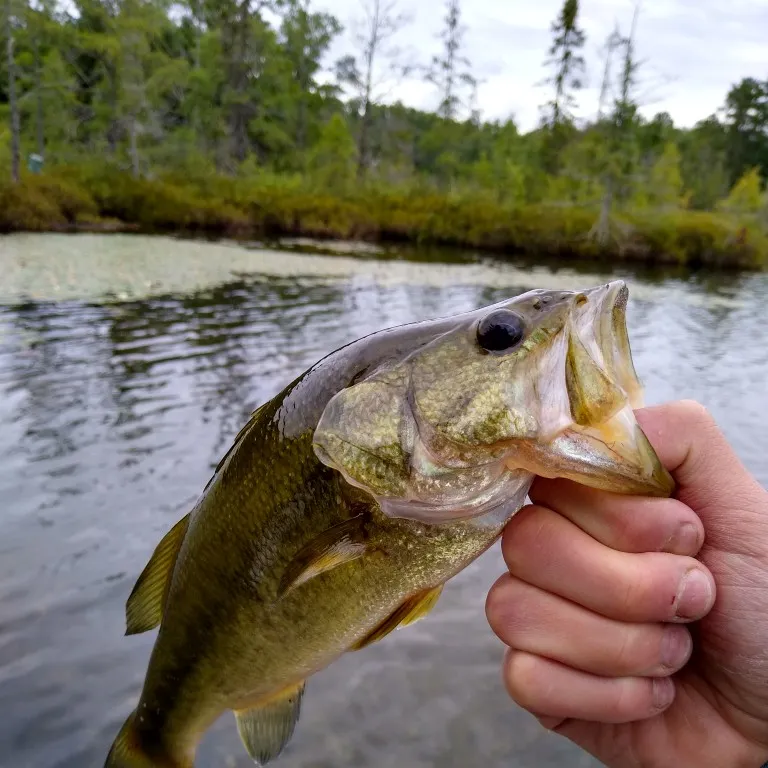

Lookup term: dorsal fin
[125,513,190,635]
[277,515,369,599]
[351,585,444,651]
[234,682,305,765]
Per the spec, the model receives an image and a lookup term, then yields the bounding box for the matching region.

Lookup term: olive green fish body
[106,282,674,767]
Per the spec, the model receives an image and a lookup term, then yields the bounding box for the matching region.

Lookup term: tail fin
[105,711,191,768]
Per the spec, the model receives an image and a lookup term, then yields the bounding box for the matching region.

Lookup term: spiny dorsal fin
[234,682,305,765]
[125,514,190,635]
[277,515,369,599]
[351,584,444,651]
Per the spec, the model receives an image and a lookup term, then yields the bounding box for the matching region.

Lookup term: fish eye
[476,309,525,352]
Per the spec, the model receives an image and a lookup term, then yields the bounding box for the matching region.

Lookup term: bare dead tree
[335,0,412,179]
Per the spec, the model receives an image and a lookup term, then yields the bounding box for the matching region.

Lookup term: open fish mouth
[507,280,675,499]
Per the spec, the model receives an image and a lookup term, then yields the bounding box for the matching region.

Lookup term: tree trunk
[356,102,370,180]
[226,0,252,167]
[5,0,20,183]
[128,114,139,177]
[356,0,378,180]
[107,68,119,155]
[34,35,44,159]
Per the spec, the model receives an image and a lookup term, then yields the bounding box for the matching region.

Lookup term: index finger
[529,478,705,557]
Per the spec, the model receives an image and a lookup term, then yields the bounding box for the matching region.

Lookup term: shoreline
[1,171,766,272]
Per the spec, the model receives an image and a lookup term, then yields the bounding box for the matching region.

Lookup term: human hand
[485,400,768,768]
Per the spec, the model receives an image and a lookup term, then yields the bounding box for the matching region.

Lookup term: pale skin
[485,400,768,768]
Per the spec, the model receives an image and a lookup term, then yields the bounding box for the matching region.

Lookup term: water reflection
[0,255,766,768]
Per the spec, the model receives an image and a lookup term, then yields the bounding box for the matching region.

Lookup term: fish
[105,280,674,768]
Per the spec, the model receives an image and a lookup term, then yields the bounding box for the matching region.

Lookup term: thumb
[636,400,768,553]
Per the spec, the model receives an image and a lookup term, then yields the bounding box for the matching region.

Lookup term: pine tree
[427,0,475,121]
[543,0,585,128]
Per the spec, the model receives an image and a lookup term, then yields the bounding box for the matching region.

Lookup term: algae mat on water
[0,233,745,309]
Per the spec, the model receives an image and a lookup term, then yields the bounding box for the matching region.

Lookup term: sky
[315,0,768,132]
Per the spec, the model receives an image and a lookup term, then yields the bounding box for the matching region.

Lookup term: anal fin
[235,682,305,766]
[277,515,369,599]
[351,584,444,651]
[125,513,190,635]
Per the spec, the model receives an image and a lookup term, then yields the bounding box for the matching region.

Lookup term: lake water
[1,234,766,768]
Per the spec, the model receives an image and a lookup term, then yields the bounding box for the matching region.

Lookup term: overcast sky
[314,0,768,132]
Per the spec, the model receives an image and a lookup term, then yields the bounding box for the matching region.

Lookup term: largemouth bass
[105,281,673,767]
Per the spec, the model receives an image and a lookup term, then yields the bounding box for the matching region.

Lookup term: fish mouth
[509,280,675,498]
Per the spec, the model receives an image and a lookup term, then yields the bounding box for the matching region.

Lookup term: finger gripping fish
[105,281,673,767]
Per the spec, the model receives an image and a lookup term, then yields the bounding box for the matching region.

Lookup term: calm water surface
[1,235,766,768]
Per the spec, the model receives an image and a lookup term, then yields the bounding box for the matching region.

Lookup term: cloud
[316,0,767,131]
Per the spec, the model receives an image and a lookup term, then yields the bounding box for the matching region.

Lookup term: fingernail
[668,522,701,554]
[661,627,692,669]
[652,677,675,710]
[674,568,714,620]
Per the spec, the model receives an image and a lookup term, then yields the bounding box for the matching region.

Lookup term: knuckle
[612,626,638,675]
[485,578,536,644]
[503,651,545,711]
[608,508,641,551]
[485,576,514,636]
[616,568,645,619]
[677,399,717,431]
[501,505,554,575]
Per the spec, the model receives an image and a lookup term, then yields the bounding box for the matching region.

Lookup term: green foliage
[307,114,356,192]
[718,167,765,214]
[641,142,684,208]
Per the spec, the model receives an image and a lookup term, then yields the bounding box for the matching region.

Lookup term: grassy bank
[1,168,766,270]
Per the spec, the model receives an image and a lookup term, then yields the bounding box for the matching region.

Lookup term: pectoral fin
[235,682,305,766]
[125,513,189,635]
[351,585,444,651]
[277,515,369,599]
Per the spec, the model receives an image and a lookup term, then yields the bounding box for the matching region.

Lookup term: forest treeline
[1,0,767,268]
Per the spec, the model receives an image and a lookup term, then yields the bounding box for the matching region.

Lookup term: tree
[722,77,768,185]
[718,166,764,214]
[190,0,282,167]
[335,0,411,179]
[596,23,620,120]
[679,116,730,209]
[543,0,585,128]
[645,141,684,208]
[589,3,642,245]
[4,0,20,182]
[427,0,475,121]
[307,112,356,191]
[279,0,341,154]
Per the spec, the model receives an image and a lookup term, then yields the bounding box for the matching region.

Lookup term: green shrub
[24,175,98,223]
[0,180,66,231]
